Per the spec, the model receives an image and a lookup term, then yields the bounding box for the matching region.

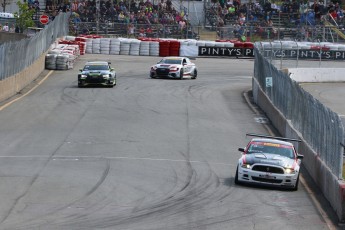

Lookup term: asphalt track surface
[0,55,339,230]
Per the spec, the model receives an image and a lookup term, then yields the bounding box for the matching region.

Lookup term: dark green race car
[78,61,116,87]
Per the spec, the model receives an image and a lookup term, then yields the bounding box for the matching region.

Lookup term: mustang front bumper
[237,164,299,188]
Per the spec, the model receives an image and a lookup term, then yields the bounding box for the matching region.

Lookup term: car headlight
[151,66,157,70]
[102,74,110,78]
[285,168,296,174]
[80,74,87,78]
[241,163,252,169]
[170,67,179,71]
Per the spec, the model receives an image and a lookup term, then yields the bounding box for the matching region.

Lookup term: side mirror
[110,68,114,71]
[79,69,83,71]
[238,148,245,152]
[297,154,304,159]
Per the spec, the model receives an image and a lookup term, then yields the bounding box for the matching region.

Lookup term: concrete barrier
[288,68,345,82]
[0,31,26,44]
[0,52,46,103]
[252,76,345,222]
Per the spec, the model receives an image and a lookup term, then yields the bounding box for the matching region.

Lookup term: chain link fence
[254,45,345,178]
[0,12,70,80]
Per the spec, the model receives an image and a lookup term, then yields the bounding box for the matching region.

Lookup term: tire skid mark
[54,164,234,229]
[4,160,112,230]
[0,90,107,228]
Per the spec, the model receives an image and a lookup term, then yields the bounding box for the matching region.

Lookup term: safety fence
[253,45,344,178]
[255,40,345,69]
[0,12,69,80]
[70,21,199,40]
[215,24,345,43]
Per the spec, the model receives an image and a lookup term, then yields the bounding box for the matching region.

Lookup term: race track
[0,55,333,230]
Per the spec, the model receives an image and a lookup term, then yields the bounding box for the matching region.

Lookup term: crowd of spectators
[67,0,193,38]
[207,0,344,40]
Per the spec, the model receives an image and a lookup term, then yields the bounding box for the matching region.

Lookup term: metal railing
[0,12,69,80]
[70,21,198,39]
[213,23,345,43]
[254,45,345,178]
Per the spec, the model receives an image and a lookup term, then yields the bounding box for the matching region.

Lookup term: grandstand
[4,0,344,42]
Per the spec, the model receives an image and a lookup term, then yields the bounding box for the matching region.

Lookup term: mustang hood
[245,153,295,168]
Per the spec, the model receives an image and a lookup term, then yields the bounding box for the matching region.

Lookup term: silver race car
[150,56,197,79]
[235,134,304,191]
[78,61,116,87]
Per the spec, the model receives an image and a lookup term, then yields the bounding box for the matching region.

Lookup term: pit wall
[252,77,345,222]
[0,52,46,103]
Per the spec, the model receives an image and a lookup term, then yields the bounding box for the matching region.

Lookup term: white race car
[235,134,304,191]
[150,56,197,79]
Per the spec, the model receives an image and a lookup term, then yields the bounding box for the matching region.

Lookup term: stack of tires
[159,40,170,57]
[109,38,121,55]
[120,39,131,55]
[139,41,150,56]
[149,41,159,56]
[100,38,111,54]
[129,39,141,56]
[169,40,180,56]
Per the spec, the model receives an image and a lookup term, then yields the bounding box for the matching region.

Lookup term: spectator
[128,23,135,37]
[118,11,125,22]
[9,24,15,33]
[146,26,154,37]
[238,12,246,25]
[2,23,9,32]
[179,19,186,31]
[330,9,337,22]
[139,27,146,37]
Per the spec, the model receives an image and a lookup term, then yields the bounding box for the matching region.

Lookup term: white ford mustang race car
[150,56,197,79]
[235,134,304,191]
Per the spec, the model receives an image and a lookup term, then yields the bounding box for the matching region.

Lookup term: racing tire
[150,73,155,79]
[78,84,83,88]
[191,70,197,79]
[234,166,241,185]
[292,174,299,191]
[179,70,184,80]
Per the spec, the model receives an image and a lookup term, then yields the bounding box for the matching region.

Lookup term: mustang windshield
[84,65,109,71]
[247,142,295,159]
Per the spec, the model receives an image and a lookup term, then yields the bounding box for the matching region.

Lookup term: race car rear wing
[246,133,301,142]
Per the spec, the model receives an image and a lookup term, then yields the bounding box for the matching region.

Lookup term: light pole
[96,0,100,34]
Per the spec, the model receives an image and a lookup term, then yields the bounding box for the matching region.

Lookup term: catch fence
[69,21,198,40]
[215,24,345,43]
[0,13,70,80]
[253,44,345,178]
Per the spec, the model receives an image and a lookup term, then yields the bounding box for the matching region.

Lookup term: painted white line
[0,70,54,111]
